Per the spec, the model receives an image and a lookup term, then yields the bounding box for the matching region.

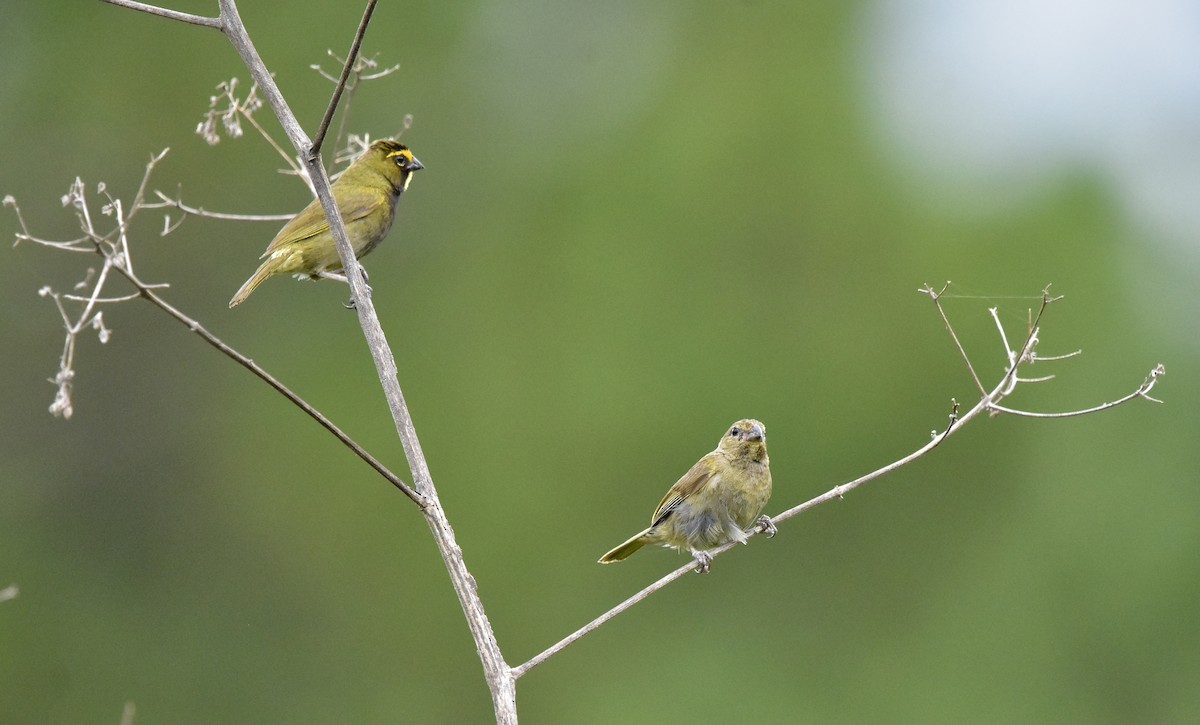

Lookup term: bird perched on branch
[599,419,775,572]
[229,139,423,307]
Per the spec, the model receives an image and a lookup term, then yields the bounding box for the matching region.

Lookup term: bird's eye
[730,428,740,437]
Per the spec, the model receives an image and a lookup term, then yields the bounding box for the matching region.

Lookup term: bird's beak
[747,422,765,441]
[404,156,424,172]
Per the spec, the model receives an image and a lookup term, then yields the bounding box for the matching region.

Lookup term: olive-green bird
[599,419,775,572]
[229,139,424,307]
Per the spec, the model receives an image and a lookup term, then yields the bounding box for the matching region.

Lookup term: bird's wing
[649,455,716,527]
[262,187,387,257]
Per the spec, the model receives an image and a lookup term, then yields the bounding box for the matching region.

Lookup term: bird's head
[718,419,768,463]
[359,139,424,194]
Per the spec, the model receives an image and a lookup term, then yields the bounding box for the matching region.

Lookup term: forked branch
[94,2,518,722]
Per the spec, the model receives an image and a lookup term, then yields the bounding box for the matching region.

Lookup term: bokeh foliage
[2,2,1196,724]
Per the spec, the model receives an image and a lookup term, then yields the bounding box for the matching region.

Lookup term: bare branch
[517,286,1165,679]
[245,110,308,183]
[148,190,294,222]
[512,563,696,679]
[1032,349,1081,362]
[311,0,379,157]
[770,406,973,550]
[310,52,401,160]
[130,276,426,507]
[98,0,222,28]
[990,364,1166,417]
[311,65,340,84]
[360,64,402,81]
[7,195,90,251]
[62,291,145,303]
[920,281,987,396]
[97,4,519,720]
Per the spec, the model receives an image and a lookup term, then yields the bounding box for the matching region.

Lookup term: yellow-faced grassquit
[229,139,423,307]
[599,419,775,571]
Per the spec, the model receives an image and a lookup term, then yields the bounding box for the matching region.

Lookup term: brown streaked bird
[229,139,423,307]
[599,419,774,572]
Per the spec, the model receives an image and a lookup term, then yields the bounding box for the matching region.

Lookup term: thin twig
[148,190,294,222]
[130,276,426,507]
[132,278,421,505]
[241,110,307,183]
[333,82,358,156]
[311,0,379,158]
[920,282,987,396]
[314,55,400,154]
[990,364,1166,417]
[98,0,222,28]
[512,563,694,679]
[360,65,401,81]
[1033,350,1081,362]
[124,149,169,232]
[62,292,145,303]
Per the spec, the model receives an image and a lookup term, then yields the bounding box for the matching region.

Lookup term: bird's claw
[756,515,777,538]
[343,270,373,309]
[691,551,712,574]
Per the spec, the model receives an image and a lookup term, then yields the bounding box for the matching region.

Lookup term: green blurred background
[2,2,1197,723]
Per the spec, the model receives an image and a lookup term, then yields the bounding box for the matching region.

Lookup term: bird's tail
[229,260,276,308]
[598,529,651,564]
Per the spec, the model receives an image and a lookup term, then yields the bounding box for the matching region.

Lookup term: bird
[599,419,775,572]
[229,139,423,307]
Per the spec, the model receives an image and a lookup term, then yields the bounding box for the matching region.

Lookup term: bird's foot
[756,515,777,538]
[340,269,373,309]
[691,550,713,574]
